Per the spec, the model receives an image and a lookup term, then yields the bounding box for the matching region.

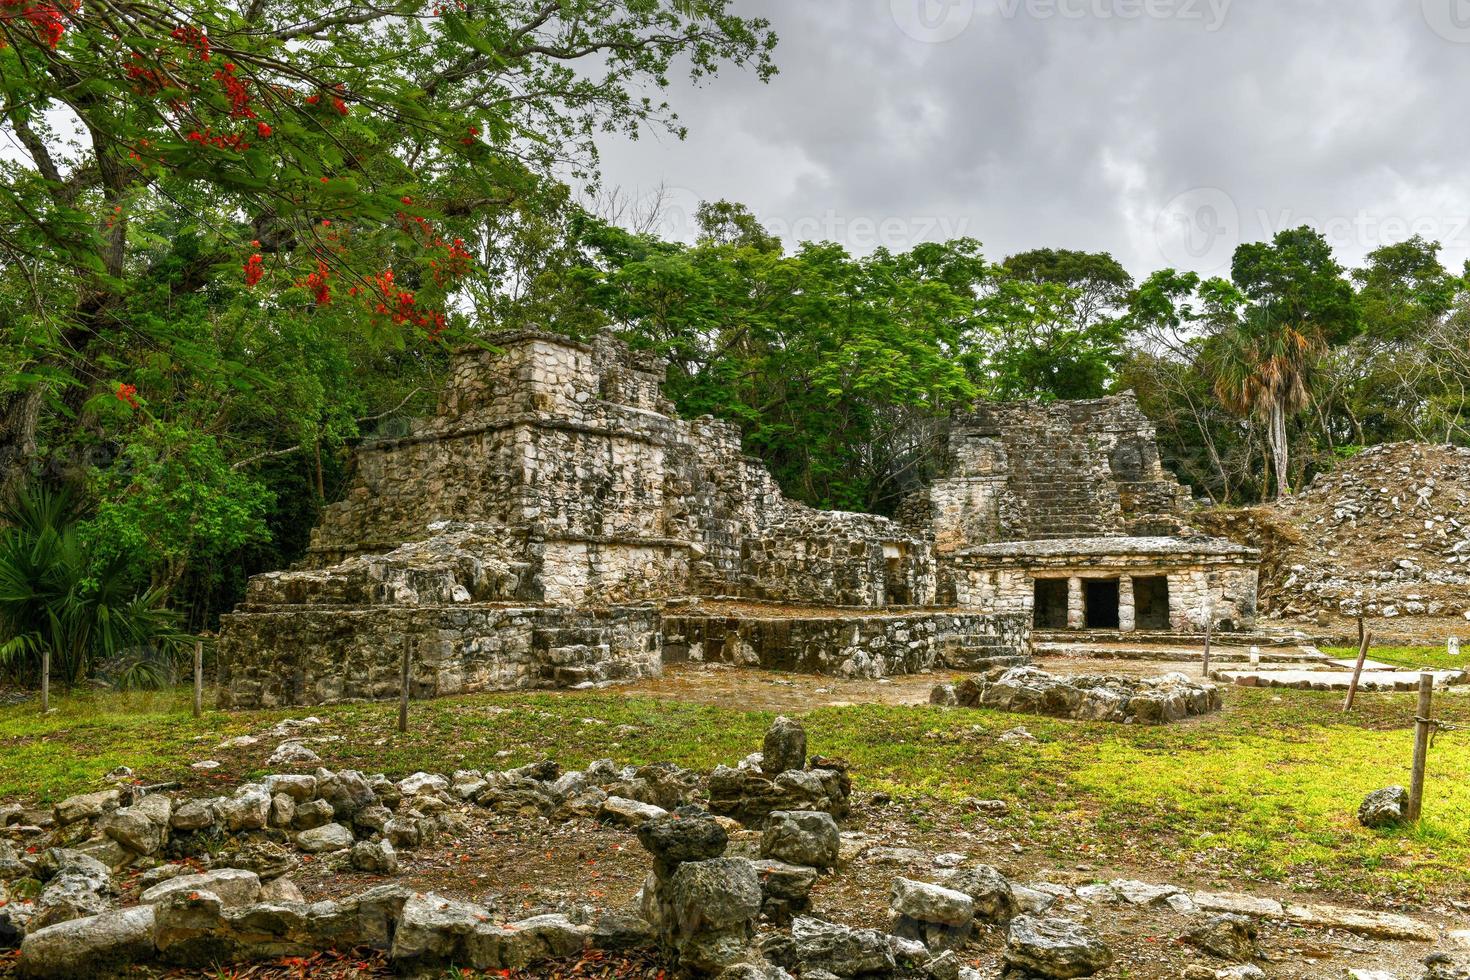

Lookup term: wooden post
[1408,672,1434,822]
[40,649,49,714]
[398,639,411,734]
[192,640,204,719]
[1201,595,1213,679]
[1342,617,1372,713]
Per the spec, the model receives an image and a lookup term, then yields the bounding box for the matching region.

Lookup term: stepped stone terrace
[217,332,1257,708]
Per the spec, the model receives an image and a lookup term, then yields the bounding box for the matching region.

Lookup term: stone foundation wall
[661,611,1030,678]
[218,603,662,709]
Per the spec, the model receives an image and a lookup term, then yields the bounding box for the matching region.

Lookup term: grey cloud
[595,0,1470,276]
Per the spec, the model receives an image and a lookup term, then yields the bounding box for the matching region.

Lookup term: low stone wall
[661,610,1030,678]
[217,604,662,709]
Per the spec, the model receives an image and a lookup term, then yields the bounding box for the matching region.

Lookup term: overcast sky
[595,0,1470,279]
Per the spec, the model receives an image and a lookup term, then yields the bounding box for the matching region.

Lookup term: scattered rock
[638,807,729,869]
[16,905,155,979]
[1359,786,1410,828]
[268,742,322,766]
[761,810,840,869]
[947,864,1019,923]
[599,796,668,827]
[350,838,398,875]
[889,877,973,951]
[787,916,896,977]
[31,851,114,929]
[140,869,262,909]
[295,822,355,854]
[1181,914,1258,963]
[956,666,1220,725]
[52,790,121,826]
[761,717,807,776]
[1003,915,1113,979]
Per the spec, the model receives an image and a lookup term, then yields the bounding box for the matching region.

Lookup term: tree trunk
[1268,399,1291,500]
[0,386,44,495]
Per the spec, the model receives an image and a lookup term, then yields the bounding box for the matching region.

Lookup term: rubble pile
[1263,443,1470,625]
[931,666,1222,725]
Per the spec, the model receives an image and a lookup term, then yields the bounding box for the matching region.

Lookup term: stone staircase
[939,630,1031,671]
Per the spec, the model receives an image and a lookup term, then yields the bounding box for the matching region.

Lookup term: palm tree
[1207,315,1320,499]
[1204,227,1359,500]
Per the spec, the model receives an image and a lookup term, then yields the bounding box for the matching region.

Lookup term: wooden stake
[1342,617,1372,713]
[1408,672,1434,822]
[1201,596,1213,679]
[398,639,411,734]
[40,649,49,714]
[193,640,204,719]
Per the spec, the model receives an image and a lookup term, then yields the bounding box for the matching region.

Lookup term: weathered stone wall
[904,395,1194,551]
[661,610,1030,678]
[218,603,661,709]
[296,332,931,608]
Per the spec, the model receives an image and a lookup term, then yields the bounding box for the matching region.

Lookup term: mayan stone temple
[217,332,1259,707]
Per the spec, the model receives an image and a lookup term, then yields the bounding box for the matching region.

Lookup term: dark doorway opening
[1134,576,1170,629]
[1033,579,1069,628]
[1084,578,1120,629]
[885,556,910,606]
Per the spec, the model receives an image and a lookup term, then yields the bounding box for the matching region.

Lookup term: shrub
[0,483,187,687]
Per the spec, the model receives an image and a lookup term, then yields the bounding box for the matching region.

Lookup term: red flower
[256,122,271,137]
[115,383,139,409]
[243,253,264,287]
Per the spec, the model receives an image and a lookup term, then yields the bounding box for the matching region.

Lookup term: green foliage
[578,211,984,510]
[980,249,1134,400]
[0,484,186,685]
[86,421,273,593]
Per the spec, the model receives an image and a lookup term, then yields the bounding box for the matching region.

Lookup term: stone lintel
[953,535,1259,565]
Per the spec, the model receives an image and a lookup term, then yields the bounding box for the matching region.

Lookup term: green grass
[2,683,1468,899]
[1323,644,1469,672]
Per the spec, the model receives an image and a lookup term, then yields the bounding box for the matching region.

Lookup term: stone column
[1118,574,1135,632]
[1067,576,1084,629]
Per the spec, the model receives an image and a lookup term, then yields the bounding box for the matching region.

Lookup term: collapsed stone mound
[1209,442,1470,628]
[932,666,1222,724]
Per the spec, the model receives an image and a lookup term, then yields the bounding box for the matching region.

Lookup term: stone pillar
[1067,576,1084,629]
[1118,575,1135,632]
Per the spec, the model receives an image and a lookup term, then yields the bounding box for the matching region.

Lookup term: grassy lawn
[1323,643,1469,672]
[2,682,1467,900]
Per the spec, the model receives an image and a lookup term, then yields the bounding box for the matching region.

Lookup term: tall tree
[979,249,1133,399]
[1205,227,1358,498]
[0,0,777,489]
